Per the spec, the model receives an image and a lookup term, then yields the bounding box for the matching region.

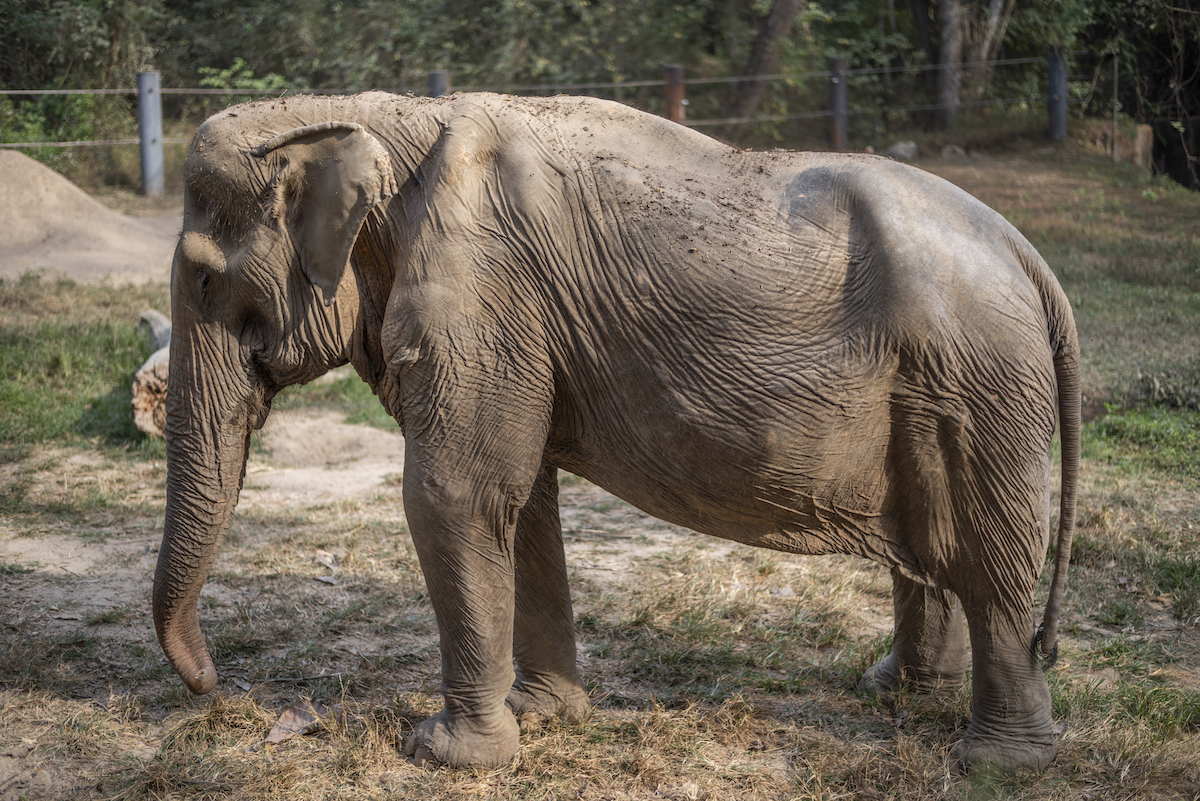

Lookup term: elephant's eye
[196,270,212,293]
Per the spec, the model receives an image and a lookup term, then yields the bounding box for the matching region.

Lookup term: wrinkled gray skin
[153,92,1079,774]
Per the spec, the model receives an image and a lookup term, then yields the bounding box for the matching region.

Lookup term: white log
[139,309,172,351]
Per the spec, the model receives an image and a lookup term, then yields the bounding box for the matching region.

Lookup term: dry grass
[4,469,1197,800]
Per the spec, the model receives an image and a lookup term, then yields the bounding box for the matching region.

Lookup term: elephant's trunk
[153,335,259,695]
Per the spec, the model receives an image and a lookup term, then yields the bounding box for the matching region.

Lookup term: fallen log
[132,310,171,437]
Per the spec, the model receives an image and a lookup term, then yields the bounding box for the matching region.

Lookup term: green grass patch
[1097,597,1144,628]
[0,274,169,447]
[0,273,393,454]
[1144,552,1200,622]
[927,150,1200,406]
[1050,672,1200,743]
[1083,407,1200,482]
[273,369,396,430]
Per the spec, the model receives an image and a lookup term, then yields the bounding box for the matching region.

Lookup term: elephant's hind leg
[952,590,1057,774]
[858,568,968,695]
[508,463,589,725]
[946,392,1058,773]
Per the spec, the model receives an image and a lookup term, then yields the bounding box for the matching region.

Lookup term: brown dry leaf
[1148,593,1175,610]
[264,701,342,744]
[314,575,339,585]
[315,550,340,570]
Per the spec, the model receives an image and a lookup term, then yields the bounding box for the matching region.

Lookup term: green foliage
[1,92,140,184]
[5,0,1187,157]
[198,57,288,93]
[0,0,163,90]
[1088,0,1200,120]
[815,2,928,140]
[1006,0,1093,54]
[0,0,154,182]
[1085,1,1200,187]
[155,0,755,98]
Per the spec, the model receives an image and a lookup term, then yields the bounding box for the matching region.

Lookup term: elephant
[152,91,1079,774]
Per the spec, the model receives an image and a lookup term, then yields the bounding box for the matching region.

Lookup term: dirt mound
[0,150,180,284]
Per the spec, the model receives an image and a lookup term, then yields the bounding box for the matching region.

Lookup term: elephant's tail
[1019,240,1080,667]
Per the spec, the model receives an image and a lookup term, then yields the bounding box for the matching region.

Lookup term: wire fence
[0,52,1100,193]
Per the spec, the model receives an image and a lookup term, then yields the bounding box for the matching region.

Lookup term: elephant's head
[153,107,398,694]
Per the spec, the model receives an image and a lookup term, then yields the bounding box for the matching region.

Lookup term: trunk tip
[185,665,218,695]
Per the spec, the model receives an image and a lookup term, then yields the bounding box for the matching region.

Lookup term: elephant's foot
[857,652,966,696]
[404,708,520,768]
[506,677,590,727]
[951,730,1057,775]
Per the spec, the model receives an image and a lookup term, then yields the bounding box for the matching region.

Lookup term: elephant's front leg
[402,466,522,767]
[396,351,556,767]
[859,569,968,695]
[508,463,589,724]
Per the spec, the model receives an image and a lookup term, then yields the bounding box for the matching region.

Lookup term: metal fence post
[137,71,163,197]
[429,71,451,97]
[829,58,848,152]
[1048,46,1067,141]
[664,65,685,123]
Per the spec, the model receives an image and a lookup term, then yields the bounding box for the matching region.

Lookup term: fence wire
[0,56,1066,150]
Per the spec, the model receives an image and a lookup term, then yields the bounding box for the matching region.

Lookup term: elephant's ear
[252,122,399,306]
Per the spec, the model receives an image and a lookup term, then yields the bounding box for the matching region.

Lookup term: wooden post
[829,58,848,152]
[664,65,685,123]
[137,71,164,197]
[1048,46,1067,141]
[429,70,451,97]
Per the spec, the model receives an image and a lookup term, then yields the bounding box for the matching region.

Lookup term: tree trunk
[132,346,170,437]
[132,309,172,437]
[964,0,1017,100]
[976,0,1016,62]
[905,0,940,127]
[936,0,963,129]
[720,0,805,142]
[909,0,937,62]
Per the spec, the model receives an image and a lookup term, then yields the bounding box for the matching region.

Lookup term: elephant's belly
[555,404,911,570]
